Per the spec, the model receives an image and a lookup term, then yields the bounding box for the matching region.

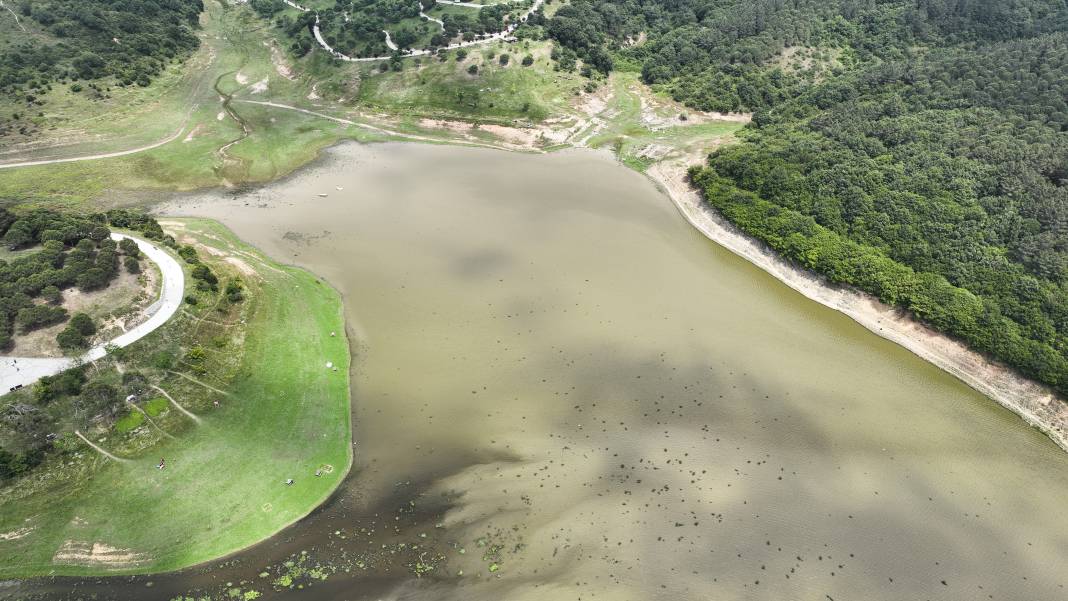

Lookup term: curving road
[1,234,185,391]
[301,0,543,62]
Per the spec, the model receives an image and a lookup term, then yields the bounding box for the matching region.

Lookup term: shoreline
[645,160,1068,454]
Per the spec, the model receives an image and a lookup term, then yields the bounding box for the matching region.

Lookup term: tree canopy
[0,0,203,95]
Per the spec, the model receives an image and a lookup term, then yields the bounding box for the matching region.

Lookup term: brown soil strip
[646,158,1068,453]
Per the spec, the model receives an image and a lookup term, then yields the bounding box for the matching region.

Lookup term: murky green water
[12,142,1068,599]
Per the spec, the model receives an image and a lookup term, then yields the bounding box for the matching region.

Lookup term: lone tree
[57,313,96,350]
[69,313,96,337]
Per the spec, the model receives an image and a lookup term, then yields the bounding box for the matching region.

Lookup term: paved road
[1,234,185,391]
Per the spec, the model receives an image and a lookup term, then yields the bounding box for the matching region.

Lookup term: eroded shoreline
[646,160,1068,453]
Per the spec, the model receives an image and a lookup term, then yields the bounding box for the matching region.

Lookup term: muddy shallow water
[11,142,1068,600]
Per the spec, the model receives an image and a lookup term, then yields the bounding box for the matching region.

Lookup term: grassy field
[0,218,352,577]
[0,1,597,207]
[356,40,584,122]
[0,2,215,162]
[0,0,374,207]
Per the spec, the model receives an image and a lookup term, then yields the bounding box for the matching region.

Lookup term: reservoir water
[14,142,1068,599]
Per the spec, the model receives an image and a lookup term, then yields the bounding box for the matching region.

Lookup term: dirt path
[231,99,516,151]
[0,0,26,32]
[150,385,203,425]
[167,371,232,398]
[383,29,399,51]
[74,431,131,463]
[126,400,176,440]
[0,114,194,170]
[419,3,444,28]
[645,158,1068,453]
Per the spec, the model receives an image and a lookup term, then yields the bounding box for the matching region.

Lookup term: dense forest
[0,0,203,95]
[550,0,1068,396]
[548,0,1068,112]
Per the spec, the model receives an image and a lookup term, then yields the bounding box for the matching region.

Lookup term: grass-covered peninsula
[0,218,351,576]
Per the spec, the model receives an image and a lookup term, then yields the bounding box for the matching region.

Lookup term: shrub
[69,313,96,336]
[124,256,140,273]
[56,326,86,350]
[178,245,199,263]
[225,279,244,303]
[118,238,140,257]
[192,264,218,288]
[150,350,176,370]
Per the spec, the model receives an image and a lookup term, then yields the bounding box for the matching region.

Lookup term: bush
[41,285,62,305]
[225,279,244,303]
[124,256,141,273]
[56,326,87,350]
[468,64,478,74]
[192,264,218,289]
[150,351,176,370]
[16,305,67,333]
[118,238,140,257]
[69,313,96,336]
[522,54,534,66]
[178,245,199,263]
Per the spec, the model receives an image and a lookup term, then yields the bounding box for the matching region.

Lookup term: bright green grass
[0,219,352,577]
[144,397,169,417]
[114,411,145,434]
[357,40,584,122]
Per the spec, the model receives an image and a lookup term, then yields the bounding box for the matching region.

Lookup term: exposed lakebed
[12,142,1068,600]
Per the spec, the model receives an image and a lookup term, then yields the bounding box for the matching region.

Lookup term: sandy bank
[646,160,1068,453]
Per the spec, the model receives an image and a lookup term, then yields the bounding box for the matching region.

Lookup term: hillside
[541,0,1068,399]
[0,0,203,141]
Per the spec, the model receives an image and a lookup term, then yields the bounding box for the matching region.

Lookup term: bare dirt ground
[0,527,34,541]
[52,540,149,569]
[264,40,296,80]
[5,265,160,358]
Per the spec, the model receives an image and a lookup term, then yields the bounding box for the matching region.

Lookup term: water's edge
[646,160,1068,454]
